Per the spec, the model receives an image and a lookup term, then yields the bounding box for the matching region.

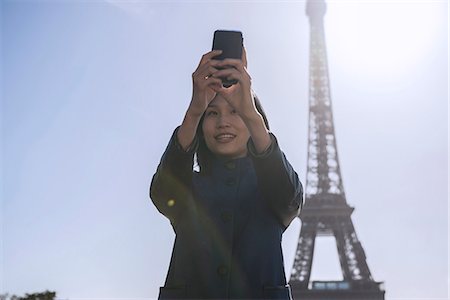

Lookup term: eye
[231,109,237,115]
[206,110,218,116]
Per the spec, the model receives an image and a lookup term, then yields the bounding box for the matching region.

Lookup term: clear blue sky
[2,0,448,299]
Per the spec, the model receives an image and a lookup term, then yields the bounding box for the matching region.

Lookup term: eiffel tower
[289,1,385,299]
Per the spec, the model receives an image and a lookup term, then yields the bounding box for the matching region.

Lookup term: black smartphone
[212,30,243,87]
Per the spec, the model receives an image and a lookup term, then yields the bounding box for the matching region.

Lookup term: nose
[216,114,231,128]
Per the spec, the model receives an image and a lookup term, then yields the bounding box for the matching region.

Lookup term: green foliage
[0,291,56,300]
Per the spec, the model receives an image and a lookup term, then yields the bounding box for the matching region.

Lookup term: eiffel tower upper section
[289,2,385,298]
[304,0,349,212]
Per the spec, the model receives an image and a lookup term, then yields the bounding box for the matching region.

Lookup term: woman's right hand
[177,50,223,151]
[189,50,223,117]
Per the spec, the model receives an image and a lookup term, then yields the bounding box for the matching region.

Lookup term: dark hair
[195,93,270,175]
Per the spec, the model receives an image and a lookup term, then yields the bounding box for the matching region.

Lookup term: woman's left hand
[212,48,272,153]
[211,48,257,120]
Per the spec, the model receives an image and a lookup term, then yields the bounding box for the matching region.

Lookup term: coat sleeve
[248,132,303,229]
[149,126,197,226]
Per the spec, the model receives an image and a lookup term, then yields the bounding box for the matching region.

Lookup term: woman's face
[202,95,250,159]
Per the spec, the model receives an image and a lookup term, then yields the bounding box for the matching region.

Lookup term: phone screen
[212,30,243,87]
[212,30,243,60]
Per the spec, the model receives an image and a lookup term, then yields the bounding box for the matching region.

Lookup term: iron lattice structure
[289,1,385,299]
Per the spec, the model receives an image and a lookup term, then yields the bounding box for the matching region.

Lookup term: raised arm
[210,48,271,154]
[248,134,303,229]
[150,50,224,226]
[150,127,196,226]
[177,50,224,150]
[211,48,303,228]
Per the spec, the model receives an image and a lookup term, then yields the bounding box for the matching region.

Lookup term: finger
[206,76,223,86]
[198,50,223,66]
[210,82,225,93]
[212,68,240,79]
[196,64,219,79]
[197,76,222,89]
[215,58,245,72]
[215,85,241,99]
[212,68,250,84]
[212,62,251,82]
[193,64,220,85]
[242,47,248,68]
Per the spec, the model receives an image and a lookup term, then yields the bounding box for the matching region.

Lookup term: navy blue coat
[150,128,303,299]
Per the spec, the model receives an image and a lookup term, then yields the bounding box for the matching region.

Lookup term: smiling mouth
[215,133,236,142]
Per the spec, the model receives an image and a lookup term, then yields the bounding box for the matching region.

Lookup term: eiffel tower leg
[334,217,374,282]
[290,221,316,289]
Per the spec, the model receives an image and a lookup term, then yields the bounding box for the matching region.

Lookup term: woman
[150,48,303,299]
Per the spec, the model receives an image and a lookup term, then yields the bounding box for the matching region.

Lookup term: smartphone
[212,30,243,87]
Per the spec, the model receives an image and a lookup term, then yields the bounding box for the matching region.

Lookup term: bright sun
[325,1,444,77]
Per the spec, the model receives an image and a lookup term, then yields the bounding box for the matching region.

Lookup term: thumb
[242,46,248,68]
